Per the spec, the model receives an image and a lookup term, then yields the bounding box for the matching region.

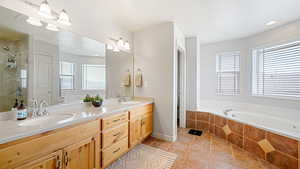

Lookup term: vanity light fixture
[23,0,72,32]
[38,0,54,19]
[266,20,277,26]
[46,23,59,31]
[57,9,71,26]
[26,17,43,27]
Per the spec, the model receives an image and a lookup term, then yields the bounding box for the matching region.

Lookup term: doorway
[176,48,186,129]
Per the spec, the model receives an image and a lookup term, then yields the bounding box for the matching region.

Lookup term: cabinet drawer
[102,123,128,149]
[130,104,153,119]
[102,138,128,168]
[102,112,128,130]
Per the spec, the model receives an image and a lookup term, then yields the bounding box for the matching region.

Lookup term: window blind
[252,41,300,99]
[216,51,240,96]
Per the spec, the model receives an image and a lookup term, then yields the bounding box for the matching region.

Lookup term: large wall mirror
[0,5,133,112]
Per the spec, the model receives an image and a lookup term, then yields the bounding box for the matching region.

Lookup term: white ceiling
[2,0,300,44]
[115,0,300,43]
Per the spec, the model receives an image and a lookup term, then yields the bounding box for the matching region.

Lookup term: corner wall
[133,22,177,141]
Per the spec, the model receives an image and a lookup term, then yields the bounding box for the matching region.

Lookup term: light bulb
[117,38,124,47]
[124,41,130,50]
[113,46,120,52]
[107,44,113,50]
[266,21,277,26]
[57,9,71,26]
[26,17,43,27]
[38,0,54,19]
[46,23,59,31]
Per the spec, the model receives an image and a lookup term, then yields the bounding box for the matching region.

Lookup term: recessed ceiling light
[266,21,277,26]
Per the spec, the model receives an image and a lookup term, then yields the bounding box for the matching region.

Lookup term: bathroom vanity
[0,101,153,169]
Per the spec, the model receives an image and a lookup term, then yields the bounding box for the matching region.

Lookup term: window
[60,62,75,90]
[20,69,27,88]
[82,64,105,90]
[252,41,300,99]
[216,51,240,95]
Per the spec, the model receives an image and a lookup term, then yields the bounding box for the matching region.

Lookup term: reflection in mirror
[59,32,106,104]
[0,5,134,113]
[106,50,133,98]
[0,27,28,112]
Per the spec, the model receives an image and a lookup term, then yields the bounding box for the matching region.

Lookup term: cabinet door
[129,116,141,148]
[15,150,63,169]
[63,135,100,169]
[141,114,153,139]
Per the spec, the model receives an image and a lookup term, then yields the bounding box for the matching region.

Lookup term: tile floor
[143,128,280,169]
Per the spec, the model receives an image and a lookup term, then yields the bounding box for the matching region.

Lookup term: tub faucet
[223,108,233,116]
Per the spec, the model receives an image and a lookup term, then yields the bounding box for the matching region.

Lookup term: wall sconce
[22,0,72,31]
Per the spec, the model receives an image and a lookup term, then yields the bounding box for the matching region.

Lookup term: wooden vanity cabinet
[101,111,129,168]
[129,115,142,147]
[129,104,153,148]
[141,112,153,139]
[0,103,153,169]
[0,120,100,169]
[63,135,99,169]
[14,151,63,169]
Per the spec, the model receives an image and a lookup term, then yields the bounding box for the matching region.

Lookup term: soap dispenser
[16,100,27,120]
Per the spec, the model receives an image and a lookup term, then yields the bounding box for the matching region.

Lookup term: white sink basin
[18,113,75,127]
[121,101,141,105]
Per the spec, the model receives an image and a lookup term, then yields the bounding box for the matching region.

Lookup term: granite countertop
[0,98,153,144]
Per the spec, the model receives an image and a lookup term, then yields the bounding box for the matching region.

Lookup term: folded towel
[123,74,131,87]
[135,73,143,87]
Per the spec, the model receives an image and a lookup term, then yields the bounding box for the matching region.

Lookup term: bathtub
[227,110,300,141]
[189,101,300,169]
[196,100,300,141]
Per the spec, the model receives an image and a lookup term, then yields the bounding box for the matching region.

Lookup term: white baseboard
[152,132,177,142]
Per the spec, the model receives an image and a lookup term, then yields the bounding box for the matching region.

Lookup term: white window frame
[81,64,106,90]
[59,61,75,90]
[251,40,300,100]
[216,51,240,96]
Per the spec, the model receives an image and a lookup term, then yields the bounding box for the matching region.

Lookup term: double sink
[0,101,141,127]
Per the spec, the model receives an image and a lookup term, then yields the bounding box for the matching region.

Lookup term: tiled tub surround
[187,111,300,169]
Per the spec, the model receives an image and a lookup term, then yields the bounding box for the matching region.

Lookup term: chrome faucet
[118,96,127,102]
[29,99,39,118]
[38,100,49,116]
[223,108,233,116]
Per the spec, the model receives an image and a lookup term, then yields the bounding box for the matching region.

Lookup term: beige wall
[133,22,185,141]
